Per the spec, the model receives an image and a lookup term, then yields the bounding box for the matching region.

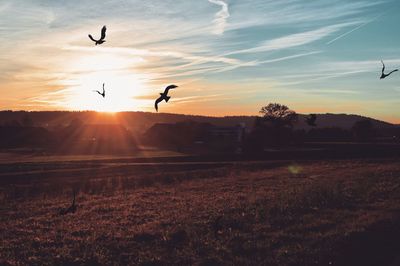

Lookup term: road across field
[0,159,293,185]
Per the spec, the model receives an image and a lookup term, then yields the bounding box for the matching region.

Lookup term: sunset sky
[1,0,399,122]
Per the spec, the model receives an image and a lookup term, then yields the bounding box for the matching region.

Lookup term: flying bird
[93,83,105,98]
[305,114,317,127]
[380,60,398,79]
[88,25,107,45]
[154,84,178,112]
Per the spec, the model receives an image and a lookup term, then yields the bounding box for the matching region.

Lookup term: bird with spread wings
[88,25,107,45]
[380,60,398,79]
[155,85,178,112]
[93,83,106,98]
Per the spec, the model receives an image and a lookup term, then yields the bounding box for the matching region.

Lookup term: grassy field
[1,158,400,265]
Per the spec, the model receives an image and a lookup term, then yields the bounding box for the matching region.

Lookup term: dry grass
[1,159,400,265]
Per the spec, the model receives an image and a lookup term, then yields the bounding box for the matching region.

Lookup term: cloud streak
[208,0,230,35]
[215,51,322,73]
[225,22,360,55]
[64,45,241,66]
[326,13,386,45]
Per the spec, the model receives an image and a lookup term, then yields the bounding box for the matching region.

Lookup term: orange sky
[1,0,399,124]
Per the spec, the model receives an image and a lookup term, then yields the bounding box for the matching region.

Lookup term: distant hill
[296,113,394,130]
[0,111,395,134]
[0,111,257,133]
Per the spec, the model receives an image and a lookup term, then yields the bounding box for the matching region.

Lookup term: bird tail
[165,96,171,102]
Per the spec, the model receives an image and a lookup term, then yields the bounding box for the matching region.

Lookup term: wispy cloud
[326,13,386,45]
[274,58,400,86]
[208,0,230,35]
[323,59,400,73]
[215,51,322,73]
[225,22,359,55]
[173,94,226,104]
[278,70,369,86]
[149,51,322,79]
[63,45,240,66]
[223,0,384,34]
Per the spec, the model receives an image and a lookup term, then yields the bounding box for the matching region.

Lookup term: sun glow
[60,52,150,112]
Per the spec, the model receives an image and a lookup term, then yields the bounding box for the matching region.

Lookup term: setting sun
[60,52,149,112]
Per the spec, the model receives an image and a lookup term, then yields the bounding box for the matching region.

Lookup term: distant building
[209,123,246,142]
[0,126,55,149]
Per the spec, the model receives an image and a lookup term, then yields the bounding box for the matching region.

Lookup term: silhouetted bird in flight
[93,83,105,98]
[154,84,178,112]
[305,114,317,127]
[380,60,398,79]
[88,25,107,45]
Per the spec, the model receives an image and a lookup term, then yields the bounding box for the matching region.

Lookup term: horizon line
[0,109,397,125]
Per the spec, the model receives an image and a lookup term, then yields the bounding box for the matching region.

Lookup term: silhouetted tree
[259,103,298,128]
[247,103,298,150]
[352,119,375,142]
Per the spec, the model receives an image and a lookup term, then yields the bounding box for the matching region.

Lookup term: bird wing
[381,60,385,73]
[164,84,178,94]
[88,34,97,42]
[100,25,107,40]
[388,69,399,75]
[155,96,163,112]
[102,83,105,94]
[93,90,101,95]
